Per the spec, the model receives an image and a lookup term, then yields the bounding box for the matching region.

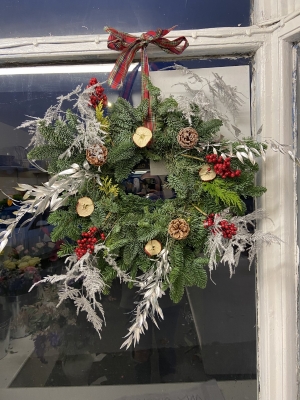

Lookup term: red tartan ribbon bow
[104,26,189,130]
[104,26,189,89]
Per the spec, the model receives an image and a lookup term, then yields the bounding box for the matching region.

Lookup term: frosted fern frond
[73,296,105,334]
[121,248,171,349]
[176,84,231,130]
[30,273,68,289]
[17,83,109,157]
[30,243,131,338]
[18,86,83,148]
[102,249,134,283]
[206,209,281,277]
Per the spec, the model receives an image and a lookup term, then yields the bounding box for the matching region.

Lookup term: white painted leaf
[248,151,255,164]
[0,239,8,253]
[15,183,33,191]
[236,152,244,163]
[70,172,84,179]
[152,318,159,328]
[22,191,31,200]
[250,147,261,156]
[52,199,66,211]
[0,219,13,225]
[120,337,132,350]
[157,307,164,320]
[3,230,13,239]
[83,160,90,170]
[70,163,80,170]
[58,168,77,176]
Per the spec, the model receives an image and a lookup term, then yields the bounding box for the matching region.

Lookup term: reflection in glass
[0,59,256,400]
[0,0,251,39]
[5,264,255,388]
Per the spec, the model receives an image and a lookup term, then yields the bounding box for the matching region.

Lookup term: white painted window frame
[0,4,300,400]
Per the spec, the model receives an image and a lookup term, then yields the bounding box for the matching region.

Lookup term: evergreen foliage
[22,79,267,306]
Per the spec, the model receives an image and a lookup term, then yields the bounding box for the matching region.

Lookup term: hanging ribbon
[104,26,189,131]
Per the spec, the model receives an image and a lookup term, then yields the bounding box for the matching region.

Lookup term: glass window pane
[0,0,251,39]
[0,59,256,400]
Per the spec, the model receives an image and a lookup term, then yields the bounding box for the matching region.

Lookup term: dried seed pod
[144,240,162,256]
[168,218,190,240]
[76,197,94,217]
[86,144,108,166]
[177,127,198,149]
[199,164,217,181]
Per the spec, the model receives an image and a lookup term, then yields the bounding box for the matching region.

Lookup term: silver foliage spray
[30,244,132,338]
[0,162,102,253]
[206,209,282,277]
[121,248,171,350]
[17,82,108,158]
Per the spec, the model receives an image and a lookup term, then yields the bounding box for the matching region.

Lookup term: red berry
[89,77,98,85]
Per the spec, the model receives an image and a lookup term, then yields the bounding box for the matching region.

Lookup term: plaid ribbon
[104,26,189,130]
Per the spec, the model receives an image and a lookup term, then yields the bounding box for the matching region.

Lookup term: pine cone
[177,127,198,149]
[86,144,108,166]
[168,218,190,240]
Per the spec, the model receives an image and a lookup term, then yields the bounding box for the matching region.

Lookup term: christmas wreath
[0,27,284,348]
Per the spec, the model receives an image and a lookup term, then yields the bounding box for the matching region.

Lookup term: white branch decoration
[121,248,171,350]
[206,209,282,277]
[0,162,102,253]
[30,243,132,338]
[18,82,108,159]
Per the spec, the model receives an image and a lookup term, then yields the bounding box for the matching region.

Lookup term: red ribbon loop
[105,26,189,89]
[105,26,189,130]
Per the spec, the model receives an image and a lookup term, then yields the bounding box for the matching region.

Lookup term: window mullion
[254,31,298,400]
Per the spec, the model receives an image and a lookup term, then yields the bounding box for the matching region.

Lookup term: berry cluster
[75,227,106,259]
[217,220,238,239]
[205,154,241,179]
[203,213,215,228]
[87,77,108,109]
[203,213,238,239]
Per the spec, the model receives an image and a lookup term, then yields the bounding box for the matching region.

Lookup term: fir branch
[202,179,244,212]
